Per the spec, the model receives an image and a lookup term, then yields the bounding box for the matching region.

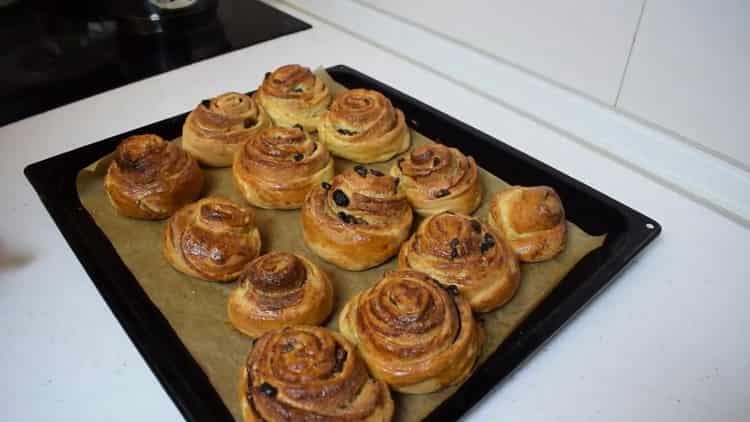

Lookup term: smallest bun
[488,186,567,262]
[228,252,334,338]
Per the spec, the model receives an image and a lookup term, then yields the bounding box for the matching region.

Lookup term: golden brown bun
[232,126,334,209]
[227,252,334,338]
[240,326,394,422]
[182,92,271,167]
[339,269,485,394]
[163,196,261,282]
[398,212,520,312]
[104,134,204,219]
[488,186,567,262]
[301,166,413,271]
[391,143,482,216]
[256,64,331,132]
[318,89,410,163]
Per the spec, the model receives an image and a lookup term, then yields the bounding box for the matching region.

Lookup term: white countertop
[1,3,749,422]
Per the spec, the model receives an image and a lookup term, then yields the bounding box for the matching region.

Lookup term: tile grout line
[615,0,648,106]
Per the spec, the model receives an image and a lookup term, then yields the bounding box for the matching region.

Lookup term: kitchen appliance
[0,0,310,126]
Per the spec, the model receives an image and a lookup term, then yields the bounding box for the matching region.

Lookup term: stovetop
[0,0,310,127]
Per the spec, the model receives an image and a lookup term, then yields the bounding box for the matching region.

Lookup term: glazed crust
[391,143,482,216]
[256,64,331,132]
[239,326,394,422]
[227,252,334,338]
[104,134,204,219]
[233,126,334,209]
[182,92,271,167]
[301,166,413,271]
[318,89,410,163]
[339,270,485,394]
[163,196,261,282]
[398,212,520,312]
[488,186,567,262]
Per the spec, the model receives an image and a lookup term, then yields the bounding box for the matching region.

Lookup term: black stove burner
[0,0,310,127]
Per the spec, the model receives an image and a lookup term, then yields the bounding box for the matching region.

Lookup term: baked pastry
[391,143,482,216]
[182,92,271,167]
[488,186,567,262]
[104,134,203,219]
[301,166,413,271]
[339,269,485,394]
[398,212,520,312]
[233,126,334,209]
[318,89,410,163]
[228,252,334,338]
[256,64,331,132]
[240,326,394,422]
[163,196,261,282]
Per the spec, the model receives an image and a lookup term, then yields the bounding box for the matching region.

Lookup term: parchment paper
[76,70,605,422]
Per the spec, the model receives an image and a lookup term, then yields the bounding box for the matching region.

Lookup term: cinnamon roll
[488,186,567,262]
[163,196,261,282]
[256,64,331,132]
[318,89,410,163]
[398,212,520,312]
[339,270,485,394]
[182,92,271,167]
[301,166,413,271]
[104,134,204,220]
[232,126,334,209]
[391,143,482,216]
[228,252,334,338]
[240,326,394,422]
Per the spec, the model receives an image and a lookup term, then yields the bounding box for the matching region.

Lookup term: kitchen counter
[1,3,749,422]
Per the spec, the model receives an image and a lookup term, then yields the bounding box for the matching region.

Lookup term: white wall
[358,0,643,104]
[618,0,750,169]
[355,0,750,169]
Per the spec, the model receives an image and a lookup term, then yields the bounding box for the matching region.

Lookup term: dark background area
[0,0,310,127]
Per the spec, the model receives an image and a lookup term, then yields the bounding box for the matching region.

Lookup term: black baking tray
[24,65,660,421]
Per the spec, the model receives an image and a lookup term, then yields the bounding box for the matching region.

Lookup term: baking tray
[24,65,661,421]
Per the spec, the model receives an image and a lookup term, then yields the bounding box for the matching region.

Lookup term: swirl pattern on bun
[228,252,334,338]
[301,166,413,271]
[163,196,261,282]
[318,89,410,163]
[240,326,394,422]
[339,269,485,394]
[391,143,482,216]
[105,134,204,220]
[182,92,271,167]
[233,126,334,209]
[398,212,520,312]
[257,64,331,132]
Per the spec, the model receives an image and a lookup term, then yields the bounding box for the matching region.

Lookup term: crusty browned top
[246,326,388,421]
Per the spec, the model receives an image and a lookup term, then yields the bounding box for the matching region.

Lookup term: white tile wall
[617,0,750,169]
[356,0,644,104]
